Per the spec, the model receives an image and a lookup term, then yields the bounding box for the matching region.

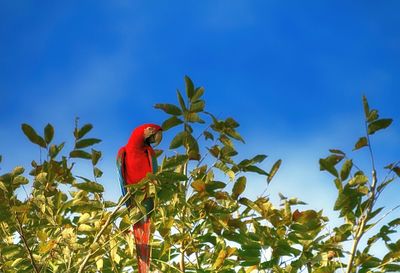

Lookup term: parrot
[116,124,162,273]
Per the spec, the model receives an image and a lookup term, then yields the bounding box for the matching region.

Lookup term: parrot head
[127,123,163,148]
[143,124,163,147]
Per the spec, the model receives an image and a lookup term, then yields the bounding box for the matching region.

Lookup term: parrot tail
[133,219,151,273]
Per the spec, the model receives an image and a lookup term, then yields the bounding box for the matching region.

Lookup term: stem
[307,262,312,273]
[345,171,378,273]
[345,119,379,273]
[180,162,188,273]
[15,214,40,273]
[77,194,130,273]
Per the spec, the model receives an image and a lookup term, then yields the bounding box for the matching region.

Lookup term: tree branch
[77,194,130,273]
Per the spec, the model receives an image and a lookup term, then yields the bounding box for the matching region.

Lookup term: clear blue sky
[1,1,400,239]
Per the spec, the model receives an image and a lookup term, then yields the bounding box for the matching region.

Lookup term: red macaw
[116,124,162,273]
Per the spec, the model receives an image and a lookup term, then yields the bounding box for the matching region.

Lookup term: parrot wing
[117,147,130,205]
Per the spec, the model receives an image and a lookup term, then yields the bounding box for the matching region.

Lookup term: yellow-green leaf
[212,249,226,269]
[348,174,368,186]
[340,159,353,181]
[368,118,393,135]
[76,181,104,193]
[78,224,93,232]
[91,149,102,165]
[268,159,282,183]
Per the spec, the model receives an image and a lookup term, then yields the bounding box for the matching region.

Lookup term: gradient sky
[1,1,400,254]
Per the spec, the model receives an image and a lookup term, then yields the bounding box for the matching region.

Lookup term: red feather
[118,123,161,273]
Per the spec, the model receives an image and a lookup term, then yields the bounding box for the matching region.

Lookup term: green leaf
[162,116,183,131]
[319,158,338,177]
[239,197,261,213]
[93,167,103,178]
[75,138,101,149]
[383,264,400,272]
[190,100,205,113]
[367,109,379,122]
[177,90,187,111]
[205,180,226,191]
[225,128,244,143]
[268,159,282,183]
[329,149,345,155]
[354,137,368,151]
[232,176,246,199]
[70,150,92,159]
[340,159,353,181]
[215,162,235,181]
[191,86,205,102]
[185,133,200,160]
[393,167,400,177]
[0,181,7,192]
[77,124,93,139]
[13,175,29,186]
[154,103,182,115]
[12,166,25,176]
[169,131,186,149]
[185,75,195,99]
[49,144,58,158]
[44,123,54,144]
[362,95,370,119]
[91,149,102,165]
[185,112,205,123]
[76,181,104,193]
[238,155,268,168]
[225,118,240,128]
[244,165,268,176]
[21,123,47,148]
[368,118,393,135]
[157,171,187,182]
[162,155,188,170]
[367,207,384,221]
[388,218,400,227]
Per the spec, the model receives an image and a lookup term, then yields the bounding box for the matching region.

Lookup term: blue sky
[1,1,400,248]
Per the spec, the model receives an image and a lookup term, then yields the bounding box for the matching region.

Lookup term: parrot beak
[145,130,163,147]
[152,130,163,147]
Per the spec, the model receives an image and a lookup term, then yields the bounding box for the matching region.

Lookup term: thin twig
[15,214,41,273]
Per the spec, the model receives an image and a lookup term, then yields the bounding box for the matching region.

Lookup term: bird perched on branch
[117,124,162,273]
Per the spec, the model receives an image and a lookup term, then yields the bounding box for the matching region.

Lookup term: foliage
[0,77,399,272]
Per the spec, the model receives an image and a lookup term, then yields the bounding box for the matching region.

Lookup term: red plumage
[117,124,162,273]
